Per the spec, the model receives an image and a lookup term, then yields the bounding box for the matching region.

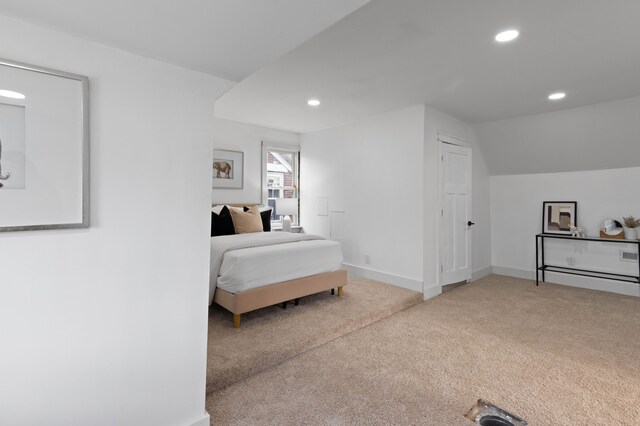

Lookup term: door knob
[467,221,475,226]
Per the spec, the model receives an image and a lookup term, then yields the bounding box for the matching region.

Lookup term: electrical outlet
[567,256,576,266]
[620,251,639,262]
[364,254,371,265]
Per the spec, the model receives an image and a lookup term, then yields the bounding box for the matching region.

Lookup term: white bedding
[209,232,343,303]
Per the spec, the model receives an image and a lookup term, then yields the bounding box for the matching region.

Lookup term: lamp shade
[275,198,298,216]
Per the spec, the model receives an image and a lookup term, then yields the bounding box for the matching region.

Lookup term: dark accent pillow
[243,206,272,232]
[211,206,236,236]
[260,209,271,232]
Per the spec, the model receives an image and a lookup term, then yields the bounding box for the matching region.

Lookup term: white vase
[624,227,637,240]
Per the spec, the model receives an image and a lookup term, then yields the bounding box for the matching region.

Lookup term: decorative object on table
[570,225,586,238]
[600,219,625,239]
[276,197,298,232]
[213,149,243,189]
[0,58,89,232]
[622,216,640,240]
[542,201,577,234]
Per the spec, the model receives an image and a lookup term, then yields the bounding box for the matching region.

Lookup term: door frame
[437,133,472,286]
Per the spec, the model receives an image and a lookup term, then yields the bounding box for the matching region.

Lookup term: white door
[440,142,472,285]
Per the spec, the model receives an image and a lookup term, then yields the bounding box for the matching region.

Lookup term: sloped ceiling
[2,0,638,175]
[0,0,370,81]
[216,0,640,135]
[476,96,640,176]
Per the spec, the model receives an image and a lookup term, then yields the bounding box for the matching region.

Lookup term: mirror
[600,219,624,239]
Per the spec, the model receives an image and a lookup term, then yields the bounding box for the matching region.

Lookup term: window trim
[262,142,300,225]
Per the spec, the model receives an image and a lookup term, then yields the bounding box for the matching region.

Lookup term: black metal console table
[535,233,640,286]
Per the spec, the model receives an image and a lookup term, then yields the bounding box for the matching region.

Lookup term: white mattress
[216,239,343,294]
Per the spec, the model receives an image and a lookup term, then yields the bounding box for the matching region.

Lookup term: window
[263,144,299,226]
[267,173,283,199]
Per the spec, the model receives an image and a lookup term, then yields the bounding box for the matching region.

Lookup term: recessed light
[307,98,320,107]
[548,92,566,100]
[495,29,519,42]
[0,89,25,99]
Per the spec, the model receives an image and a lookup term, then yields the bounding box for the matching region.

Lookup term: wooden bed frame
[213,269,347,328]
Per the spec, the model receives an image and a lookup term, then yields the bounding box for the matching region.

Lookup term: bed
[210,208,346,328]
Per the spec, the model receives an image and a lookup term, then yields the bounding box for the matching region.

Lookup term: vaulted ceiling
[216,0,640,133]
[3,0,640,175]
[0,0,369,81]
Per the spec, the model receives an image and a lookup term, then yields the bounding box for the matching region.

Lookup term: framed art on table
[213,149,243,189]
[542,201,577,234]
[0,58,90,232]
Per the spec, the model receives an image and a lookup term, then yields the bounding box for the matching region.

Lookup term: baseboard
[183,412,210,426]
[471,266,493,282]
[492,266,534,280]
[342,263,423,293]
[493,265,640,297]
[419,267,492,300]
[422,284,442,300]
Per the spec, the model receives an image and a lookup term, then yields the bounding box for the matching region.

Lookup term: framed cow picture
[213,149,243,189]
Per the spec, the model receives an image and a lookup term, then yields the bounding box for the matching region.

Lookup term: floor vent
[465,399,527,426]
[478,415,516,426]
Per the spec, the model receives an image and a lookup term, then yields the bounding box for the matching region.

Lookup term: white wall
[476,96,640,175]
[213,118,299,204]
[423,107,493,297]
[0,15,234,426]
[300,104,493,295]
[479,96,640,297]
[300,105,425,292]
[491,168,640,297]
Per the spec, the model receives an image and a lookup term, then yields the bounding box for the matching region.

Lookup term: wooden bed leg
[281,302,287,309]
[331,288,335,295]
[337,286,344,297]
[233,314,241,328]
[294,298,299,306]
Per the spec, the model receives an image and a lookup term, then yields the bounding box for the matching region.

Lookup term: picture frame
[542,201,577,234]
[0,58,90,232]
[213,149,243,189]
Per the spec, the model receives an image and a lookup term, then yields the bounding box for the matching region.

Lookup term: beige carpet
[207,274,640,425]
[207,278,423,393]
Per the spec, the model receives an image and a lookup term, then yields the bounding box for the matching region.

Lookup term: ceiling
[0,0,370,81]
[216,0,640,133]
[3,0,639,135]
